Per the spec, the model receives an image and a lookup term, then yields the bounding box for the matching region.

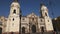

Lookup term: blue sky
[0,0,60,18]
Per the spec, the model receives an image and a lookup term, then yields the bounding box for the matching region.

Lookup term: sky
[0,0,60,18]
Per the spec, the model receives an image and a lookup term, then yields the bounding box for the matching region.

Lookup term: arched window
[32,18,34,21]
[32,25,36,33]
[41,19,42,22]
[0,28,2,34]
[22,27,25,33]
[13,9,16,14]
[13,18,14,21]
[45,13,47,16]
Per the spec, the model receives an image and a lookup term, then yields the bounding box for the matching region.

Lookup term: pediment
[27,12,38,18]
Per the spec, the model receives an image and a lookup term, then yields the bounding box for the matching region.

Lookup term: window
[48,20,49,22]
[45,13,47,16]
[41,19,42,22]
[13,18,14,21]
[22,18,25,20]
[32,18,34,21]
[13,9,16,14]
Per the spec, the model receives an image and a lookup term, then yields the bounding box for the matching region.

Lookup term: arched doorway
[22,27,25,33]
[0,28,2,34]
[41,27,44,32]
[11,32,14,34]
[31,25,36,33]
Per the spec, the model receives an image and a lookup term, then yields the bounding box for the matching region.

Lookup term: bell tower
[40,4,53,32]
[4,0,21,34]
[40,4,49,18]
[10,0,20,15]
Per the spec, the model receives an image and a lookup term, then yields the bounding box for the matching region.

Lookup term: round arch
[41,27,44,32]
[22,27,25,33]
[31,25,36,33]
[0,28,2,34]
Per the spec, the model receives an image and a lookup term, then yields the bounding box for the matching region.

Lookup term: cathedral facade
[0,0,54,34]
